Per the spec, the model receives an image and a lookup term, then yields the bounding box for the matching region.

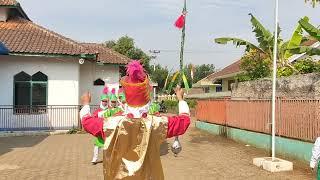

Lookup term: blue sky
[19,0,320,70]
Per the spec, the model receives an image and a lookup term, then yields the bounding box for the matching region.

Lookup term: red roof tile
[82,43,130,64]
[0,18,93,56]
[0,0,17,6]
[207,60,241,81]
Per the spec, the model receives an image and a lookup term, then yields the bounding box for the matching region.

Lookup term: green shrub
[163,99,197,111]
[277,67,294,77]
[186,99,197,108]
[163,100,178,110]
[67,127,83,134]
[293,58,320,74]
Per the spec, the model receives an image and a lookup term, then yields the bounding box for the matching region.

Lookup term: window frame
[216,86,223,92]
[13,72,48,114]
[203,87,210,93]
[93,78,105,86]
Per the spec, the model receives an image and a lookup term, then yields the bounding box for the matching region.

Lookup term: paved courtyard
[0,121,314,180]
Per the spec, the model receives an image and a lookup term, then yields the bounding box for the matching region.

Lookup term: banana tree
[289,18,320,56]
[215,14,307,69]
[305,0,320,7]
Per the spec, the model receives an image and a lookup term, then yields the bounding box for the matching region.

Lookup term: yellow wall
[202,77,236,93]
[209,85,218,93]
[222,77,236,92]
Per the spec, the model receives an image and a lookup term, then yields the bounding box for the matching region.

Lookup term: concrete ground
[0,122,314,180]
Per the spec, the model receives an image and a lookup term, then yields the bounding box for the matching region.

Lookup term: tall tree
[192,64,215,83]
[150,64,169,91]
[104,36,151,75]
[104,40,116,48]
[236,50,272,81]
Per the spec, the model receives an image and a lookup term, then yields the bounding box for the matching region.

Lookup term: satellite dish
[79,58,85,65]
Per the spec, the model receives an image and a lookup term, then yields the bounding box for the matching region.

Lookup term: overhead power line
[149,49,243,54]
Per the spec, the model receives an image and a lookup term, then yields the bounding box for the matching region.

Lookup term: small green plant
[163,99,197,112]
[186,99,197,108]
[163,100,178,111]
[278,58,320,77]
[293,58,320,74]
[67,127,83,134]
[277,67,294,77]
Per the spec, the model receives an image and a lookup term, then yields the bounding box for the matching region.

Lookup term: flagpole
[271,0,279,161]
[179,0,187,84]
[172,0,187,157]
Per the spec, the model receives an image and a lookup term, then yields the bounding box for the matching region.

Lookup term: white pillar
[271,0,279,161]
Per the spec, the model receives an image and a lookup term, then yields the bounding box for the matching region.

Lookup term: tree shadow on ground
[189,127,244,147]
[0,135,48,156]
[189,128,224,145]
[160,141,169,156]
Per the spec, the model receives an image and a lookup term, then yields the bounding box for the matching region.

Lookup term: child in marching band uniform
[91,88,109,165]
[311,137,320,179]
[91,87,124,165]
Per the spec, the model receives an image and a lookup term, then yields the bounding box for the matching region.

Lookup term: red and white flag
[174,11,187,29]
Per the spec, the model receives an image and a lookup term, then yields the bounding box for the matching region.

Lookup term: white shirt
[310,137,320,168]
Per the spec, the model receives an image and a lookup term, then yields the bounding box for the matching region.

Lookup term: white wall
[79,61,119,106]
[0,55,80,105]
[0,8,8,22]
[0,55,81,130]
[0,55,120,130]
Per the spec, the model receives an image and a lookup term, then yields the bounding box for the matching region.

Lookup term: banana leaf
[289,46,320,56]
[214,37,265,53]
[249,13,272,51]
[299,18,320,42]
[284,16,309,59]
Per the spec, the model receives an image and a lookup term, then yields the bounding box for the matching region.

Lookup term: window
[228,80,235,91]
[215,79,222,85]
[204,87,210,93]
[216,86,222,92]
[93,78,105,86]
[14,71,48,114]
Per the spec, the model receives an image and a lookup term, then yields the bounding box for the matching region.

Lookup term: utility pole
[149,50,160,71]
[179,0,187,84]
[149,50,161,101]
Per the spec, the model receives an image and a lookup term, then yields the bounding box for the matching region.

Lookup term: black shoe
[91,162,97,165]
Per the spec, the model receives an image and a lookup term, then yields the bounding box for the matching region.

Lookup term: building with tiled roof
[190,39,320,97]
[204,60,241,82]
[0,1,130,131]
[191,60,242,95]
[82,43,130,64]
[0,0,18,6]
[0,18,94,56]
[0,0,29,20]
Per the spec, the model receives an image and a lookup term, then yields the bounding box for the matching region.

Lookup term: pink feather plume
[103,86,109,94]
[126,60,146,83]
[111,88,116,94]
